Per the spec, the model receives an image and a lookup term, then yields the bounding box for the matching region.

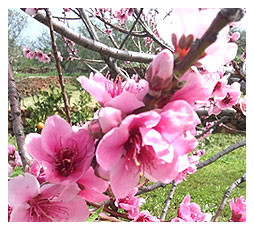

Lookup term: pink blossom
[25,115,94,185]
[23,47,34,59]
[177,195,211,222]
[145,49,174,96]
[29,160,47,184]
[64,8,70,12]
[35,50,45,62]
[230,196,246,222]
[115,188,145,219]
[77,167,109,203]
[96,100,199,198]
[105,28,112,35]
[8,173,89,222]
[42,54,51,63]
[25,8,39,17]
[132,210,160,222]
[8,164,13,177]
[157,8,238,71]
[229,31,241,42]
[114,9,129,24]
[239,95,246,116]
[216,82,241,110]
[98,107,123,133]
[212,76,228,99]
[170,69,217,110]
[77,73,148,114]
[8,145,22,168]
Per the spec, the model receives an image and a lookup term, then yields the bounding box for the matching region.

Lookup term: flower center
[55,146,77,177]
[105,75,125,98]
[222,93,232,104]
[27,194,69,222]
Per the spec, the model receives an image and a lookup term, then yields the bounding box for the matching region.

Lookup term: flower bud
[145,49,174,96]
[88,119,103,139]
[98,107,123,133]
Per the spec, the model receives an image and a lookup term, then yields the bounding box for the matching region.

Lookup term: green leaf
[85,205,104,222]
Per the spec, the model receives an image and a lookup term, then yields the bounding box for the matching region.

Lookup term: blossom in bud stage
[175,195,211,222]
[64,8,70,12]
[132,210,160,222]
[230,196,246,222]
[77,167,109,203]
[25,115,94,185]
[115,188,145,219]
[96,100,199,198]
[229,31,241,42]
[8,145,22,168]
[29,159,47,184]
[216,82,241,110]
[98,107,123,133]
[8,173,89,222]
[25,8,39,17]
[145,49,174,96]
[239,95,246,116]
[157,8,238,71]
[77,73,148,114]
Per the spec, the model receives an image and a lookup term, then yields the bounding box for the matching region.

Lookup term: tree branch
[45,8,72,125]
[160,181,177,220]
[21,9,155,63]
[8,61,33,170]
[174,8,244,78]
[213,173,246,222]
[136,181,167,196]
[196,139,246,170]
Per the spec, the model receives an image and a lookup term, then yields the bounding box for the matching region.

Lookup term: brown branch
[45,8,72,125]
[20,9,155,64]
[99,213,124,222]
[160,181,177,220]
[8,61,33,170]
[174,8,244,79]
[196,139,246,170]
[136,181,167,196]
[213,173,246,222]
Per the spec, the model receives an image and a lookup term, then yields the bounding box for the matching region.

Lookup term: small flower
[115,188,145,219]
[230,196,246,222]
[8,145,22,168]
[8,173,90,222]
[25,8,39,17]
[132,210,160,222]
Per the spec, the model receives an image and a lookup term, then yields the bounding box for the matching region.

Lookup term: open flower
[157,8,238,71]
[230,196,246,222]
[175,194,211,222]
[25,115,94,185]
[8,173,89,222]
[132,210,159,222]
[96,100,199,198]
[78,73,148,114]
[115,188,145,219]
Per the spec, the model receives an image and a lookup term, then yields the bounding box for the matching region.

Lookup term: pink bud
[88,119,103,139]
[98,107,122,133]
[231,32,241,42]
[145,49,174,95]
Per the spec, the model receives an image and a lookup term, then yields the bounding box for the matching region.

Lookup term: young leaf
[85,205,104,222]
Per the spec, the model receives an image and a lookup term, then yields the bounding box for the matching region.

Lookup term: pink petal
[41,115,73,154]
[105,91,145,114]
[110,158,140,198]
[25,133,52,163]
[79,188,109,202]
[8,173,39,207]
[96,125,129,171]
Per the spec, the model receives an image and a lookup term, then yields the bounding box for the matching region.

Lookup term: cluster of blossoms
[8,145,22,177]
[9,8,246,222]
[23,47,53,63]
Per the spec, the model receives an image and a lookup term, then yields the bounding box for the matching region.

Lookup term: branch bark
[45,8,72,125]
[160,181,177,220]
[213,173,246,222]
[196,139,246,170]
[21,9,155,64]
[8,61,33,169]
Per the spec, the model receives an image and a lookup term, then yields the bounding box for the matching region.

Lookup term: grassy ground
[140,133,246,222]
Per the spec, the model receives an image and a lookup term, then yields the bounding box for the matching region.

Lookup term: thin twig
[160,181,177,220]
[196,139,246,170]
[213,173,246,222]
[45,8,72,125]
[136,182,167,196]
[8,61,33,170]
[195,116,230,139]
[119,8,143,49]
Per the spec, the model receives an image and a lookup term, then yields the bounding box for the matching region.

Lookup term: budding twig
[213,173,246,222]
[45,8,72,125]
[8,61,33,170]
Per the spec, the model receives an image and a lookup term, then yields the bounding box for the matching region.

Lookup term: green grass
[140,133,246,222]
